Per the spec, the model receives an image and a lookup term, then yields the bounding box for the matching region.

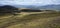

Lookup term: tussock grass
[0,12,60,28]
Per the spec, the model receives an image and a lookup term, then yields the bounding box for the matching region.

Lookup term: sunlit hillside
[0,11,60,28]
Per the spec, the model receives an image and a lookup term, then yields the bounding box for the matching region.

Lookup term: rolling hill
[12,4,60,11]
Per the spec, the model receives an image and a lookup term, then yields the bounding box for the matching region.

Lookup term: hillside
[0,12,60,28]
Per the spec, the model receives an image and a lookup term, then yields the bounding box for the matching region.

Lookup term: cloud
[0,0,60,5]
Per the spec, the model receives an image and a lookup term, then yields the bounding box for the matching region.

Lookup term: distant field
[0,12,60,28]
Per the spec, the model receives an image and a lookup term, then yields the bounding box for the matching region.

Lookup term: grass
[0,12,60,28]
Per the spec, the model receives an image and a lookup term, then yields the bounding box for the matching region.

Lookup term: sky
[0,0,60,5]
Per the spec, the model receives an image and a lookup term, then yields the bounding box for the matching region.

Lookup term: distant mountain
[38,4,60,10]
[12,4,60,10]
[0,4,60,10]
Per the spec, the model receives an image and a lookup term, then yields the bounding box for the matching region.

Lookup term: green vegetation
[0,12,60,28]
